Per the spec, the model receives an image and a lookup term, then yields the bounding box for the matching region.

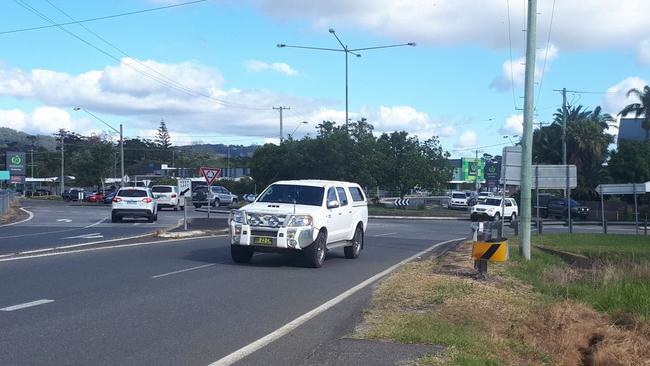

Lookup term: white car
[447,191,469,209]
[151,185,184,211]
[476,191,494,204]
[111,187,158,223]
[229,180,369,268]
[470,197,518,222]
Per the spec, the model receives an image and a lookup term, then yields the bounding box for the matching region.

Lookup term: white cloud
[0,106,98,135]
[603,76,648,115]
[490,44,559,91]
[244,60,298,75]
[499,114,523,135]
[245,1,650,51]
[454,130,478,150]
[637,39,650,66]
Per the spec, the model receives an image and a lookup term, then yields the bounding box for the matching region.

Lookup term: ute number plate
[254,237,273,245]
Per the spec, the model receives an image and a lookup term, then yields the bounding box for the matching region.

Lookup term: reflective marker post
[180,188,190,231]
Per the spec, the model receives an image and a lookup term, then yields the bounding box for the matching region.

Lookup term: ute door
[325,187,345,242]
[336,187,353,240]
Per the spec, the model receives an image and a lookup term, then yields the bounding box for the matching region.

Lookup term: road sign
[0,171,9,180]
[532,165,577,189]
[393,198,410,207]
[596,182,650,195]
[178,178,192,198]
[200,167,221,186]
[142,179,151,187]
[499,146,522,184]
[484,161,501,185]
[9,175,25,184]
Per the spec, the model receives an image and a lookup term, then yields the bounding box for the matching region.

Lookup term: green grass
[368,205,466,218]
[507,235,650,319]
[529,233,650,261]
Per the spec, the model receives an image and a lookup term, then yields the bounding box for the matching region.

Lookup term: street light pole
[278,30,415,130]
[73,107,125,187]
[289,121,309,139]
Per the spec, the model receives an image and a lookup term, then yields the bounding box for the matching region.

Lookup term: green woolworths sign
[5,151,26,176]
[461,158,484,182]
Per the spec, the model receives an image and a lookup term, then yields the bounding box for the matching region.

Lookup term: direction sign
[0,170,9,180]
[532,165,577,189]
[178,178,192,198]
[499,146,522,184]
[200,167,221,186]
[596,182,650,195]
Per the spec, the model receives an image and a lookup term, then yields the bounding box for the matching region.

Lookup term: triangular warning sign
[200,167,221,186]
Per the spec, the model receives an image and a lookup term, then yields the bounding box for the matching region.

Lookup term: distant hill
[0,127,57,151]
[181,143,259,157]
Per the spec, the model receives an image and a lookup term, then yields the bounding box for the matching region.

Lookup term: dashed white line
[1,299,54,312]
[151,264,216,279]
[208,236,466,366]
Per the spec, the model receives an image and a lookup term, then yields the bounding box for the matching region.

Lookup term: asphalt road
[0,218,468,366]
[0,199,226,255]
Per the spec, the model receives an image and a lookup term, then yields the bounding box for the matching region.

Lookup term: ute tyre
[305,231,327,268]
[344,227,363,259]
[231,245,253,263]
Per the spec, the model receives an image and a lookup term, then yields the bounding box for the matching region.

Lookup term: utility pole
[273,106,290,142]
[30,146,35,178]
[520,0,537,260]
[59,130,65,195]
[119,124,124,187]
[561,87,568,200]
[475,149,480,191]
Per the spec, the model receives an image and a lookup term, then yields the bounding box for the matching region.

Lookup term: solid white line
[84,217,107,229]
[1,299,54,311]
[151,263,216,279]
[0,208,35,227]
[370,232,398,237]
[63,232,102,239]
[0,234,228,262]
[208,236,466,366]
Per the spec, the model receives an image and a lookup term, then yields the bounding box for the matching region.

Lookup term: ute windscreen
[257,185,324,206]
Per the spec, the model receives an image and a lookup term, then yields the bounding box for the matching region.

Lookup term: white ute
[229,180,369,268]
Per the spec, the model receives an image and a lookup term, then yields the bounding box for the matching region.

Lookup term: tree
[155,119,172,149]
[608,140,650,183]
[619,85,650,141]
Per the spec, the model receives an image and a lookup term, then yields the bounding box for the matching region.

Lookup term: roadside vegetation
[368,205,466,218]
[355,234,650,365]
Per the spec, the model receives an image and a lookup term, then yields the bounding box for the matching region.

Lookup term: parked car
[229,180,368,268]
[476,191,494,204]
[531,193,557,218]
[103,191,117,204]
[111,187,158,223]
[470,197,518,222]
[62,188,87,201]
[547,198,590,220]
[86,192,105,203]
[447,191,469,209]
[192,185,238,208]
[151,185,184,211]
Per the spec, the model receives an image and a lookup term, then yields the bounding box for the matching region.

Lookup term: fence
[0,190,16,216]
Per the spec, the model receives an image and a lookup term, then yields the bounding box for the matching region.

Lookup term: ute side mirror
[327,200,340,209]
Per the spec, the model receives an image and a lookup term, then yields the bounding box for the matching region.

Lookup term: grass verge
[354,238,650,365]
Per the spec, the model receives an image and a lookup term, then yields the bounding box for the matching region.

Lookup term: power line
[0,0,210,35]
[13,0,269,111]
[534,0,556,110]
[505,0,518,111]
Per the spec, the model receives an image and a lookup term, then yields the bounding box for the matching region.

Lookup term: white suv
[229,180,368,268]
[447,191,469,209]
[470,197,518,222]
[111,187,158,223]
[151,185,183,211]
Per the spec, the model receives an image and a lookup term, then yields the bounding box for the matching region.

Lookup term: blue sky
[0,0,649,157]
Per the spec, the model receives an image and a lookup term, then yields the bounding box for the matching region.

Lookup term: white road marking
[370,232,398,237]
[0,234,229,262]
[151,264,216,279]
[63,233,104,240]
[208,236,466,366]
[0,208,34,228]
[84,217,107,229]
[1,299,54,312]
[56,219,72,223]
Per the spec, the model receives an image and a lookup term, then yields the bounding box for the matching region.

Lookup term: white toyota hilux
[229,180,368,268]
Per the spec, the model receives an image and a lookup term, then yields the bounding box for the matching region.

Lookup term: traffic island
[156,217,228,238]
[0,203,29,226]
[352,238,650,365]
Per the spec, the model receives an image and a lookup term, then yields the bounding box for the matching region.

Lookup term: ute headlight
[286,215,313,227]
[231,210,247,224]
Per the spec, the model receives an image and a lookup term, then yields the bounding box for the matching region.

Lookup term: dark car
[103,191,117,204]
[547,198,590,219]
[532,193,557,218]
[62,188,86,201]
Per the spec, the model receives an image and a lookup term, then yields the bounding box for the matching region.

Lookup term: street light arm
[277,44,344,52]
[329,30,346,50]
[349,43,416,52]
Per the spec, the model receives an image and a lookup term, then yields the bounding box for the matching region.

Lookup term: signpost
[596,182,650,235]
[178,178,192,230]
[200,167,221,218]
[5,151,26,192]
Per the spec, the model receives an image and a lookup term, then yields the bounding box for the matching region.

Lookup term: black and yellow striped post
[472,239,508,279]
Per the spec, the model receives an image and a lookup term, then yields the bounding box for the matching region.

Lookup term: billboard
[5,151,26,176]
[461,158,484,182]
[484,161,501,185]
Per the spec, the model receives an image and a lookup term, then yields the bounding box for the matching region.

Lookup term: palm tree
[619,85,650,141]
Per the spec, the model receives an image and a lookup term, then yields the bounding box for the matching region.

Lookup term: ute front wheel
[305,231,327,268]
[231,245,253,263]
